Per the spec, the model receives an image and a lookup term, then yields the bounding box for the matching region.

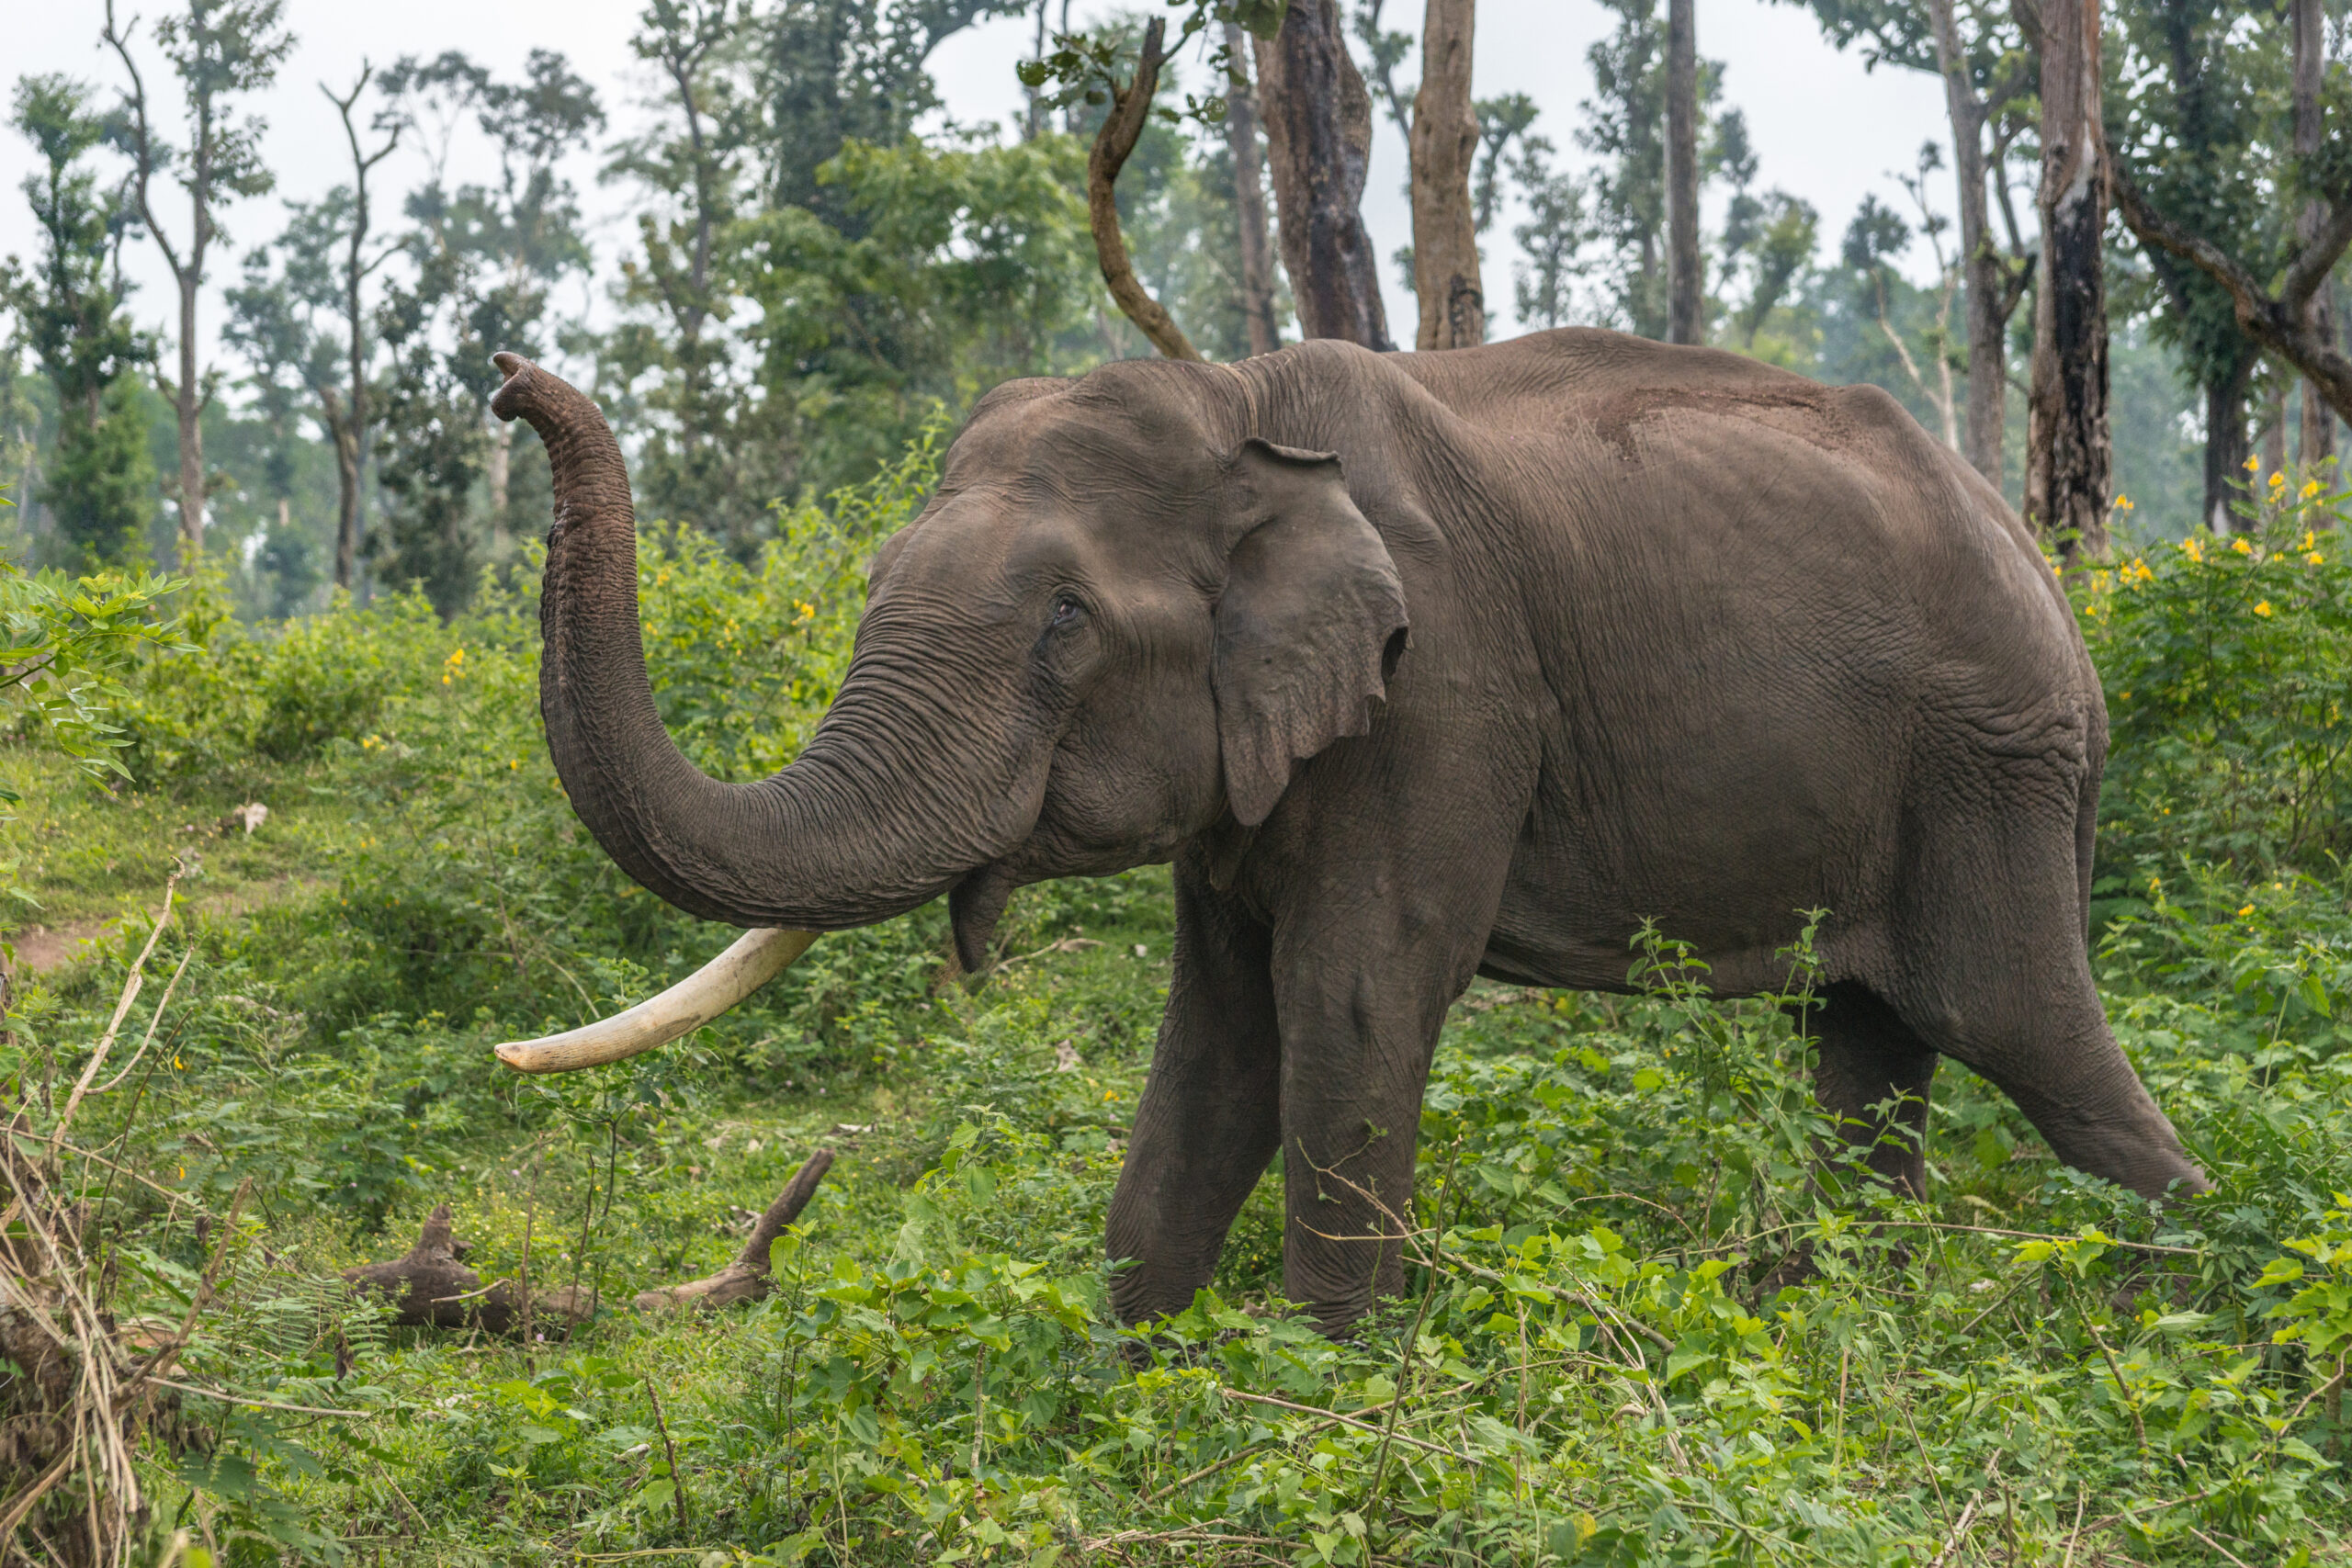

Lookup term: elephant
[484,328,2207,1334]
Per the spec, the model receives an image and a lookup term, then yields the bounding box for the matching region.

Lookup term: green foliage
[2076,470,2352,874]
[0,555,189,798]
[1,75,160,568]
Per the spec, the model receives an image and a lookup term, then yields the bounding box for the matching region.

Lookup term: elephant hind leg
[1803,981,1939,1199]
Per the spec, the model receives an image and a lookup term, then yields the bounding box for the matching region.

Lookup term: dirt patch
[12,874,322,974]
[14,921,111,974]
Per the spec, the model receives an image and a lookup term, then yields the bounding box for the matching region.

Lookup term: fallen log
[634,1149,834,1312]
[342,1206,596,1336]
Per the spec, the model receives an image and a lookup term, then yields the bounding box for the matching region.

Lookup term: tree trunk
[1224,22,1281,358]
[1408,0,1483,350]
[1928,0,2007,484]
[2028,0,2110,557]
[1665,0,1702,345]
[172,267,203,558]
[2295,0,2336,470]
[2201,354,2255,532]
[1253,0,1394,351]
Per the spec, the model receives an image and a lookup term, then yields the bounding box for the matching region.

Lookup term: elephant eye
[1050,595,1085,629]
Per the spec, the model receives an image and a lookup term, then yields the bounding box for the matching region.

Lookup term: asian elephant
[485,329,2206,1333]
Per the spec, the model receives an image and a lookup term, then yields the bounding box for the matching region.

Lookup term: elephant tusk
[493,928,819,1074]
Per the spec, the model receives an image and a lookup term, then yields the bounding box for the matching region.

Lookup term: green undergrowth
[6,454,2352,1564]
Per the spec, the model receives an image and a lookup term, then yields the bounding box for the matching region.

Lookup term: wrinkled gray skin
[491,330,2207,1334]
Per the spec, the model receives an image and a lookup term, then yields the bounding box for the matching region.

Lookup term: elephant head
[486,352,1407,1070]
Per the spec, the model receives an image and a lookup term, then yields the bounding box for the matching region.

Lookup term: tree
[1776,0,2035,485]
[1223,18,1282,356]
[103,0,294,559]
[752,0,1024,231]
[221,239,329,612]
[2027,0,2111,556]
[1,75,156,567]
[1083,19,1202,360]
[1664,0,1701,343]
[733,134,1096,499]
[1409,0,1485,347]
[1577,0,1738,340]
[1255,0,1394,349]
[2110,2,2352,468]
[2106,0,2290,530]
[320,66,400,591]
[2290,0,2336,467]
[607,0,752,545]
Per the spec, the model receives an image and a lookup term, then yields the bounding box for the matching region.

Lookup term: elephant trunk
[488,354,1023,1068]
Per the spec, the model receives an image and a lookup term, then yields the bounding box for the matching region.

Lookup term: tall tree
[1255,0,1394,349]
[2027,0,2112,556]
[1577,0,1734,340]
[322,64,399,591]
[2291,0,2335,468]
[1,75,156,566]
[2107,0,2286,530]
[1776,0,2035,484]
[1664,0,1702,343]
[1409,0,1484,347]
[103,0,294,559]
[1223,19,1282,356]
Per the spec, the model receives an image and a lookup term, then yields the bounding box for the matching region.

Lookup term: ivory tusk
[493,928,819,1074]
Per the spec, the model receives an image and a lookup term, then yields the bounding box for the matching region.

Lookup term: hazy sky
[6,0,1951,383]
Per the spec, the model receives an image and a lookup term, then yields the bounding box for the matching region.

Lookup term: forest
[4,0,2352,1562]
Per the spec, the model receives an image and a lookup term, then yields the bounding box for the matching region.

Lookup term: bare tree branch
[1086,18,1202,362]
[2111,158,2352,429]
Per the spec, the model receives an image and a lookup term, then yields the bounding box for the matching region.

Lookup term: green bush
[2078,469,2352,876]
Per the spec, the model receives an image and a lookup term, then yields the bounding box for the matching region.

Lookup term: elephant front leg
[1106,855,1283,1326]
[1274,948,1481,1334]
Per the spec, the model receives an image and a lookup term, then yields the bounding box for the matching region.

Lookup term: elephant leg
[1805,982,1939,1198]
[1270,873,1506,1334]
[1106,854,1283,1326]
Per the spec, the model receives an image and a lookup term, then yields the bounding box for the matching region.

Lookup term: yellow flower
[2308,551,2326,567]
[2245,453,2262,471]
[2303,531,2318,549]
[2114,493,2135,511]
[2180,537,2204,562]
[2132,558,2154,582]
[2120,692,2132,700]
[2303,479,2324,500]
[2232,536,2254,555]
[2255,600,2273,616]
[2270,471,2288,489]
[2238,904,2256,918]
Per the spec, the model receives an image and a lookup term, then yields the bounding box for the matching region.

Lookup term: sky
[3,0,1952,386]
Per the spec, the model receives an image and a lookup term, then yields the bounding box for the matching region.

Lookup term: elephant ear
[1214,439,1409,828]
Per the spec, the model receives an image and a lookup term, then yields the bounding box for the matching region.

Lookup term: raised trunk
[1224,20,1281,359]
[490,353,1025,931]
[2294,0,2337,470]
[1664,0,1702,346]
[1928,0,2007,484]
[1253,0,1394,351]
[1409,0,1484,350]
[2029,0,2110,558]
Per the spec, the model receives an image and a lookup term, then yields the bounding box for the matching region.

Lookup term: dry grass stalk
[0,886,219,1567]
